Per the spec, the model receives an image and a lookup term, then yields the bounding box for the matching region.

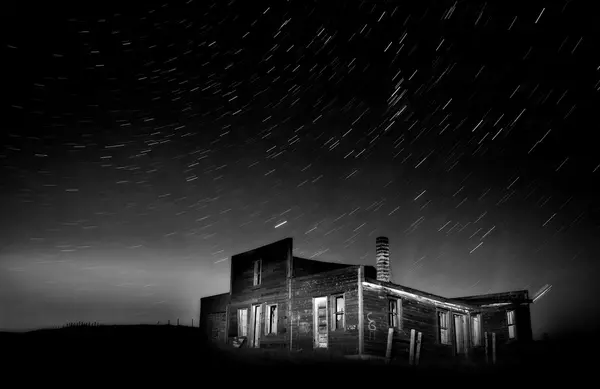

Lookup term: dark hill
[2,325,597,385]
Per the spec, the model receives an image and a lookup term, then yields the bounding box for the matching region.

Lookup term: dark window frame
[387,297,401,329]
[332,294,345,331]
[438,310,451,345]
[265,304,278,335]
[507,310,516,339]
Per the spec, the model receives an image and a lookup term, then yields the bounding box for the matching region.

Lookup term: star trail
[2,0,598,337]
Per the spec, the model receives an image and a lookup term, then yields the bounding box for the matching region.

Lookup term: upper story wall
[292,257,353,277]
[230,237,292,301]
[200,292,230,314]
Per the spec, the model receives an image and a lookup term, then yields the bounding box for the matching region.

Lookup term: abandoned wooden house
[199,237,533,363]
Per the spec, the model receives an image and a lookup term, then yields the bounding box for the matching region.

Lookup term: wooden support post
[492,332,496,365]
[357,266,364,357]
[385,327,394,363]
[484,332,489,364]
[415,331,422,366]
[409,329,416,365]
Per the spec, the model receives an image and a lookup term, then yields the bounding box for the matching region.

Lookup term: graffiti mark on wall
[367,312,377,331]
[367,312,377,340]
[346,324,357,331]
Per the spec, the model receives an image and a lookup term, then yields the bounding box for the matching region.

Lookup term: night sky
[2,0,598,337]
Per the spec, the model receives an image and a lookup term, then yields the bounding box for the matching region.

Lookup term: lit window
[265,304,278,335]
[438,311,450,344]
[333,295,345,330]
[471,314,481,346]
[388,298,401,329]
[237,308,248,337]
[253,259,262,286]
[507,310,516,339]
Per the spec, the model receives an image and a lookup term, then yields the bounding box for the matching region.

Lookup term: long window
[333,295,345,330]
[507,310,516,339]
[265,304,278,335]
[471,314,482,346]
[388,298,401,329]
[438,311,450,344]
[237,308,248,337]
[253,259,262,286]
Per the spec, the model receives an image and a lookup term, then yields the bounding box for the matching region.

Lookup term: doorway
[250,304,262,348]
[313,297,328,348]
[453,314,467,354]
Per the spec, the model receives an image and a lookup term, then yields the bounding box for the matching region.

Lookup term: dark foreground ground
[1,325,595,385]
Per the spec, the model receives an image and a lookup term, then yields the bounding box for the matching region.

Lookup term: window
[265,304,278,335]
[388,298,401,329]
[507,310,516,339]
[438,311,450,344]
[253,259,262,286]
[237,308,248,337]
[471,314,482,346]
[333,295,345,330]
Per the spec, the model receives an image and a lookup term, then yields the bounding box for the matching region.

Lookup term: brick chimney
[376,236,391,282]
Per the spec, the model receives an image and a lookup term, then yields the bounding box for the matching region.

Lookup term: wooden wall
[482,307,510,345]
[227,238,292,347]
[361,283,457,362]
[516,304,533,342]
[481,304,532,343]
[290,266,360,354]
[199,293,230,343]
[292,256,353,277]
[230,238,292,302]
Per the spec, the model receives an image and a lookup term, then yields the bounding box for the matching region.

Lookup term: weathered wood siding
[290,266,360,354]
[481,304,531,342]
[199,292,230,343]
[292,257,353,277]
[481,307,511,345]
[230,238,292,303]
[227,238,292,346]
[516,304,533,342]
[362,283,461,362]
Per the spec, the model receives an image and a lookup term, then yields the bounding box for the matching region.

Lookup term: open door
[313,297,328,348]
[453,314,467,354]
[250,304,262,348]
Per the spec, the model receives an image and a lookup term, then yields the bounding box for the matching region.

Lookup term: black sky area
[2,0,599,337]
